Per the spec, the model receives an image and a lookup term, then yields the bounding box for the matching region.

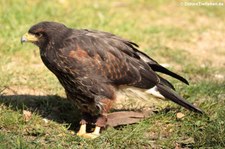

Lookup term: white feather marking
[146,86,165,99]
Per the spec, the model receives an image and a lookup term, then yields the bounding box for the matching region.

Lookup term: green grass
[0,0,225,148]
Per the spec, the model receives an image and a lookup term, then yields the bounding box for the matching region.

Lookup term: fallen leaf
[176,112,185,119]
[42,118,49,124]
[23,110,32,122]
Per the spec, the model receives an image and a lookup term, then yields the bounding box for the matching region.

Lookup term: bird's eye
[36,33,42,37]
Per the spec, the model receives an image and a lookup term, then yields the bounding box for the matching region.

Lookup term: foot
[80,132,100,139]
[77,126,101,139]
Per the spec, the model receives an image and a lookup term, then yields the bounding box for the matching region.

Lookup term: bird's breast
[40,47,73,74]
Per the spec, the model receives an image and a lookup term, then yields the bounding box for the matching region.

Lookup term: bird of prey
[21,21,202,139]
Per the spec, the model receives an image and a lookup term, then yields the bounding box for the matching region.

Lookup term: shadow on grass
[0,94,81,131]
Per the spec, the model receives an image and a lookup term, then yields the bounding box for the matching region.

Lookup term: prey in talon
[21,21,203,139]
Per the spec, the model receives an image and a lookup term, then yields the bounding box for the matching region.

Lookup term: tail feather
[158,75,175,90]
[156,83,203,114]
[150,64,189,85]
[135,51,189,85]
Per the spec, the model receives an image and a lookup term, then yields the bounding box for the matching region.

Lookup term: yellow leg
[92,126,101,135]
[77,124,86,136]
[76,114,106,139]
[77,126,101,139]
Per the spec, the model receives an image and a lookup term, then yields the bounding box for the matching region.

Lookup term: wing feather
[64,29,159,89]
[84,30,189,85]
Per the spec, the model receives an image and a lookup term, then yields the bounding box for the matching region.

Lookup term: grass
[0,0,225,148]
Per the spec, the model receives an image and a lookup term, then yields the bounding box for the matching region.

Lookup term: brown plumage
[21,21,202,139]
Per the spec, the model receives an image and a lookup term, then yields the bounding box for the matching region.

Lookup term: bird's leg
[79,114,107,139]
[77,119,87,136]
[77,112,93,137]
[77,99,111,139]
[92,114,107,136]
[92,126,101,135]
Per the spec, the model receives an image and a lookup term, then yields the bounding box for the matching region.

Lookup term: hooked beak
[21,33,38,44]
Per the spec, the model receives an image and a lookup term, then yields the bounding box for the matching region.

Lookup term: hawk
[21,21,202,139]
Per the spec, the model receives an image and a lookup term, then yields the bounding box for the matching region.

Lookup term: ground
[0,0,225,148]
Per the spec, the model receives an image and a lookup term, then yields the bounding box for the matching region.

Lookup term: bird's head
[21,21,69,48]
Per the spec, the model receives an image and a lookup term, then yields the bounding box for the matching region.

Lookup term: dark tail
[158,75,175,90]
[135,51,189,85]
[150,64,189,85]
[156,83,203,114]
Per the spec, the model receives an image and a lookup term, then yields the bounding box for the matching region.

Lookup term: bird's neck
[39,42,58,72]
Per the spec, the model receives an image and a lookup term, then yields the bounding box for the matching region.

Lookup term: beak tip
[21,36,27,44]
[21,33,38,44]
